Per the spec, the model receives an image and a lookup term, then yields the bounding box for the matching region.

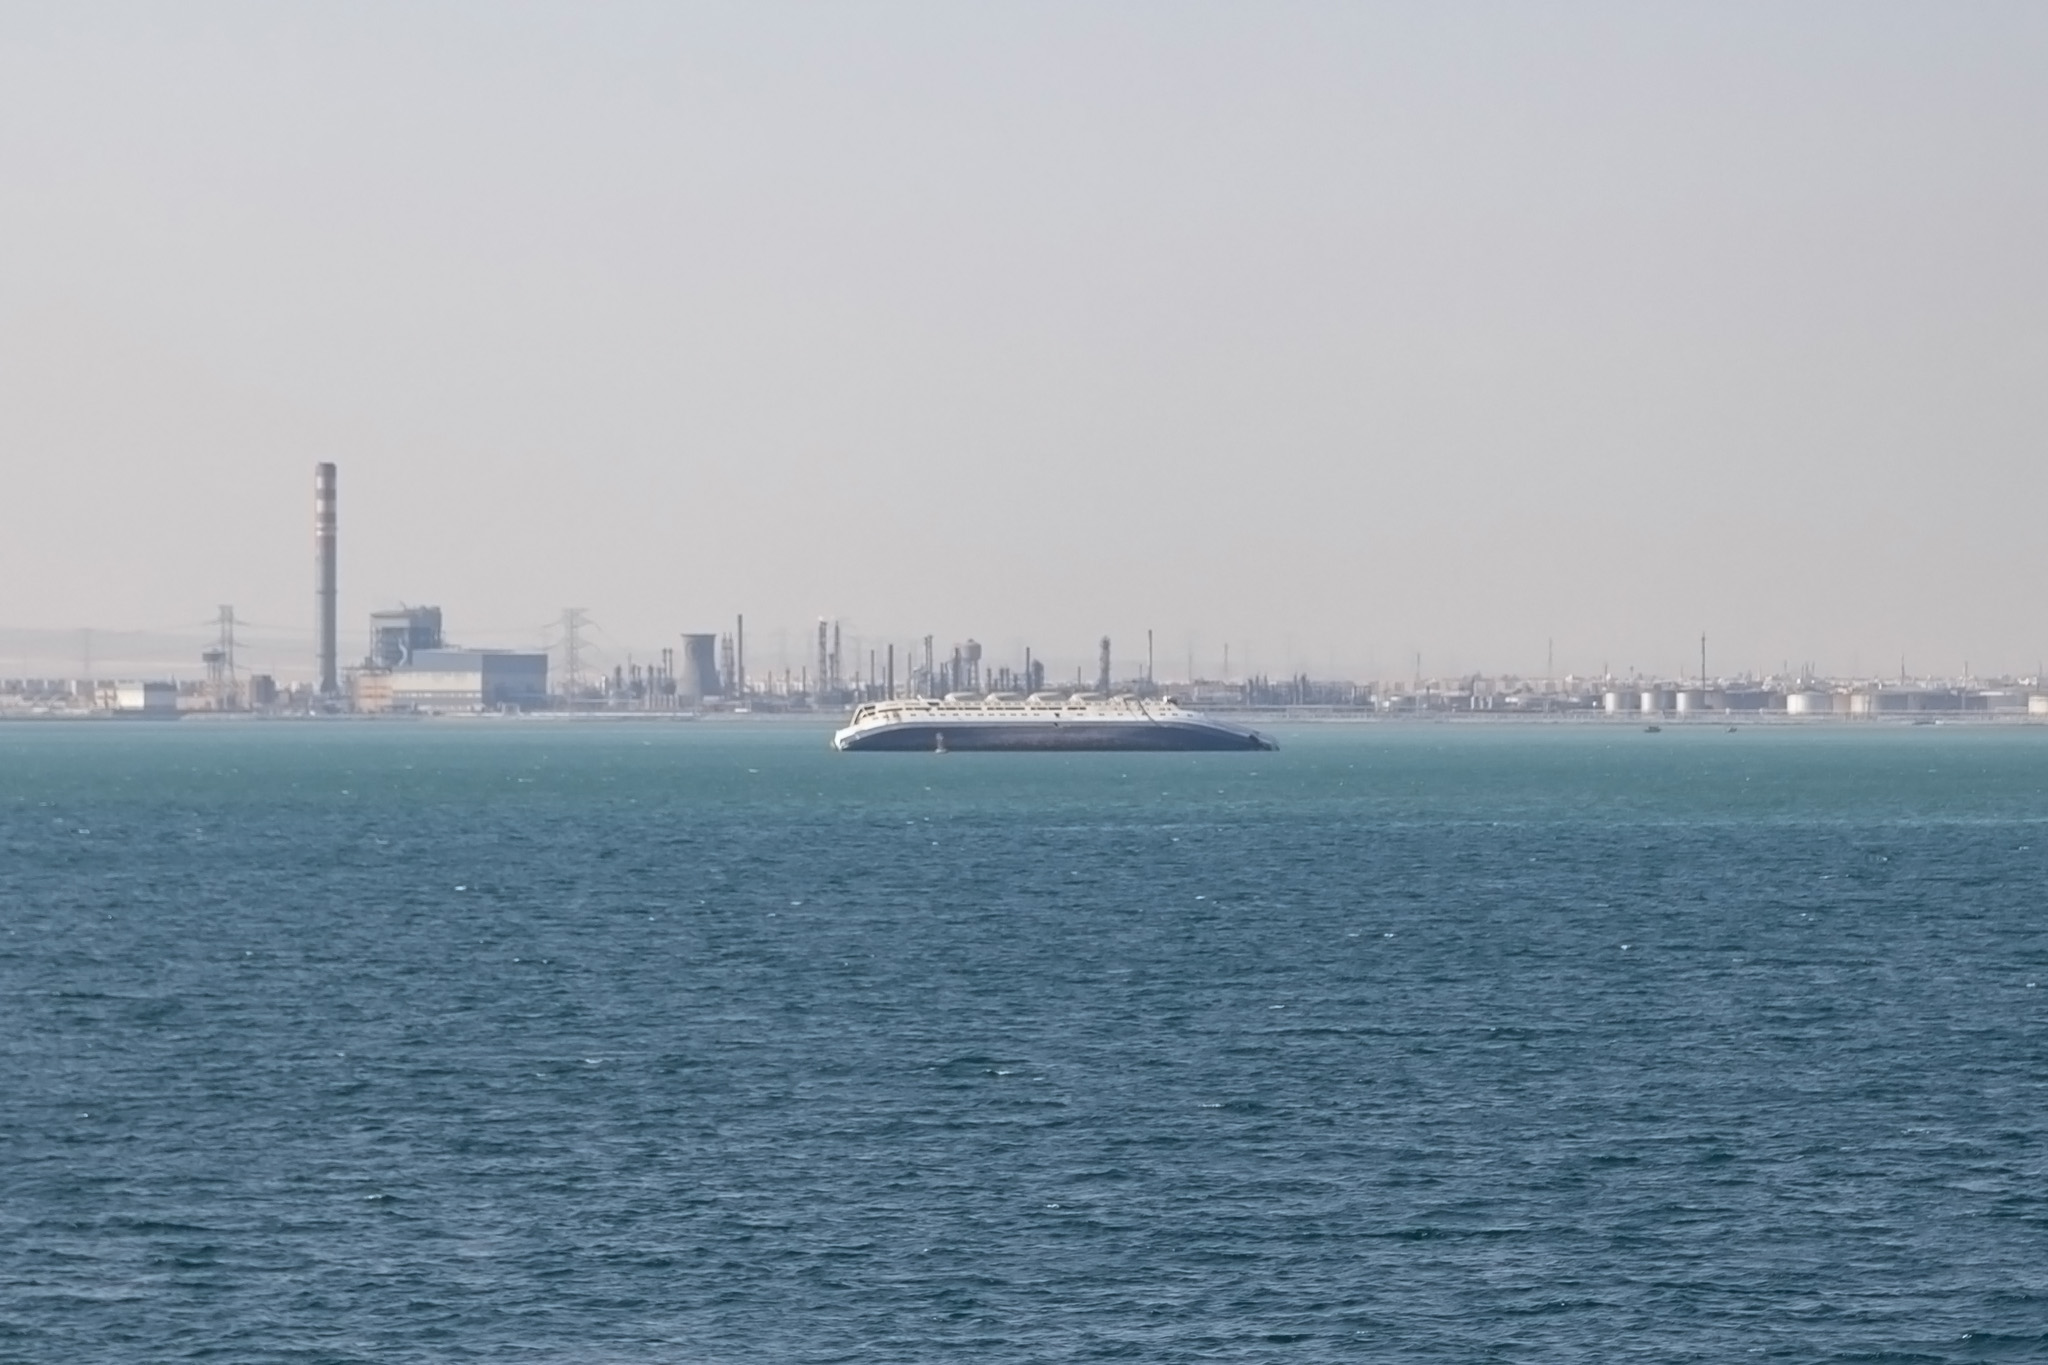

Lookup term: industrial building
[344,596,546,713]
[386,649,549,712]
[309,476,549,714]
[270,466,2048,724]
[98,681,178,716]
[350,669,395,713]
[369,607,444,667]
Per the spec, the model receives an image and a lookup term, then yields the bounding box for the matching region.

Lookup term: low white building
[98,681,178,715]
[387,649,549,712]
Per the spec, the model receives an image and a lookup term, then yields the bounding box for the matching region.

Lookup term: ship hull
[834,719,1275,752]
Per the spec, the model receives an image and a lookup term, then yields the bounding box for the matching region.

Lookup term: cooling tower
[679,634,720,701]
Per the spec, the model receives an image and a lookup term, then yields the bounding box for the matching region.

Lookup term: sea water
[2,721,2044,1361]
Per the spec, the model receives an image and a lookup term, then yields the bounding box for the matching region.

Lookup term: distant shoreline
[4,710,2044,728]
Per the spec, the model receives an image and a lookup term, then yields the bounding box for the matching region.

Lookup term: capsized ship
[831,692,1277,753]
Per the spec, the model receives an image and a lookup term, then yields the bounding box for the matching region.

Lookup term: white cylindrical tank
[1603,690,1638,714]
[1786,690,1832,715]
[1674,689,1705,714]
[1641,689,1672,715]
[2030,694,2048,716]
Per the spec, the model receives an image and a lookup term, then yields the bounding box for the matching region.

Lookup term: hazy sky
[3,2,2044,683]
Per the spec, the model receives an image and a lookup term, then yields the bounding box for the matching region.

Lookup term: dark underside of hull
[838,721,1276,752]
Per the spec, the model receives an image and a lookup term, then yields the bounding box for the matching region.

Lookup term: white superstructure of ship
[831,692,1277,753]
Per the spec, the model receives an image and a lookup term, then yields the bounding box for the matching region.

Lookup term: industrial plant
[4,460,2048,723]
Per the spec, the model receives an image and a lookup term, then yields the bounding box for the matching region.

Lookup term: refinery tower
[315,462,338,695]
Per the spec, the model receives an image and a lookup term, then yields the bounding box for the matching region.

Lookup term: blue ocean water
[2,721,2045,1362]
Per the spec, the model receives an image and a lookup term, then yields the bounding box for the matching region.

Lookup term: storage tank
[1603,689,1638,715]
[2030,695,2048,717]
[1673,689,1706,714]
[1641,689,1673,715]
[678,633,720,700]
[1786,690,1833,715]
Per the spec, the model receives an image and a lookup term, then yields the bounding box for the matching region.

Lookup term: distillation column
[314,462,338,696]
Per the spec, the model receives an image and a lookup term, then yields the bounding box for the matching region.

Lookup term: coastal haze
[3,3,2046,683]
[9,12,2048,1359]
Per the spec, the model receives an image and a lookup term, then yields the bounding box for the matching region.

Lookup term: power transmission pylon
[204,605,240,709]
[559,607,589,706]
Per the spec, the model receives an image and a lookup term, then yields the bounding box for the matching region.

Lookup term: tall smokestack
[314,462,338,695]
